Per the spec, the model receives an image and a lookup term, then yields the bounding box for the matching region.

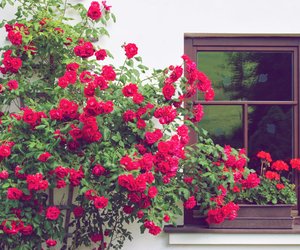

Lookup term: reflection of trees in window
[225,52,293,165]
[248,106,292,168]
[197,51,293,165]
[225,52,292,101]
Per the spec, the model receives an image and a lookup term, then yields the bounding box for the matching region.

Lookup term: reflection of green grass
[197,52,228,86]
[199,105,242,145]
[197,52,242,147]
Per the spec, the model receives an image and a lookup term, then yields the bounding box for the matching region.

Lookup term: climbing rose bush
[0,0,248,249]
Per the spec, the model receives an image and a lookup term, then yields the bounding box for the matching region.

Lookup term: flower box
[209,204,294,229]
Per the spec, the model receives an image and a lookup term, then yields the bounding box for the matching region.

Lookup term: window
[184,34,300,224]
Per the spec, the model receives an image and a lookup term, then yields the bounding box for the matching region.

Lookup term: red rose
[149,225,161,235]
[7,80,19,90]
[49,109,63,120]
[184,196,196,209]
[162,84,175,100]
[92,164,106,176]
[7,187,23,200]
[124,43,138,59]
[137,119,146,129]
[189,104,204,123]
[69,167,84,186]
[8,30,23,46]
[102,1,111,11]
[74,41,95,58]
[132,93,144,104]
[0,170,9,179]
[69,127,83,141]
[122,83,138,97]
[137,210,144,218]
[66,62,80,71]
[56,179,66,189]
[94,196,108,209]
[73,206,84,218]
[46,239,57,247]
[206,208,225,224]
[65,70,77,84]
[205,87,215,101]
[94,75,108,90]
[177,125,189,137]
[20,225,33,235]
[123,110,136,122]
[15,166,27,180]
[54,166,69,179]
[163,214,170,223]
[38,152,52,162]
[145,129,163,144]
[46,206,60,220]
[95,49,107,60]
[123,205,134,214]
[90,233,103,243]
[154,106,177,125]
[85,189,97,201]
[22,108,38,126]
[0,144,11,158]
[101,65,116,81]
[148,186,158,198]
[87,1,102,20]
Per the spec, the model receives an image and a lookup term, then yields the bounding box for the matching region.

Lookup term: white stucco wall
[2,0,300,249]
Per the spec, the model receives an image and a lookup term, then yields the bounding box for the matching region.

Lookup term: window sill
[164,225,300,245]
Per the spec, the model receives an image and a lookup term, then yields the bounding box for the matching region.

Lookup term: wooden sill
[164,224,300,234]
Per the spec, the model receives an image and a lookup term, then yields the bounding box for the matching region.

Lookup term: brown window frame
[184,34,300,224]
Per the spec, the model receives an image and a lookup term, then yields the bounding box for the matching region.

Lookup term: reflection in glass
[199,105,243,149]
[197,51,293,101]
[248,105,293,168]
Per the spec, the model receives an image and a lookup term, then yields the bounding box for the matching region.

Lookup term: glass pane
[199,105,243,149]
[248,105,293,168]
[197,51,293,101]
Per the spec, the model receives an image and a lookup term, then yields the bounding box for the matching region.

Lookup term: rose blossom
[184,196,196,209]
[73,206,84,218]
[124,43,138,59]
[46,239,57,247]
[38,152,52,162]
[95,49,107,60]
[7,187,23,200]
[46,206,60,220]
[87,1,102,21]
[7,80,19,90]
[94,196,109,209]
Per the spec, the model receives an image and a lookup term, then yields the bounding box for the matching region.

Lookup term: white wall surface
[2,0,300,249]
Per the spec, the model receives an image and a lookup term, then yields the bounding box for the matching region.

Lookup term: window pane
[197,51,293,101]
[199,105,243,148]
[248,105,293,168]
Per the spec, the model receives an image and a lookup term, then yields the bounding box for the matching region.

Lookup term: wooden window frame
[184,34,300,225]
